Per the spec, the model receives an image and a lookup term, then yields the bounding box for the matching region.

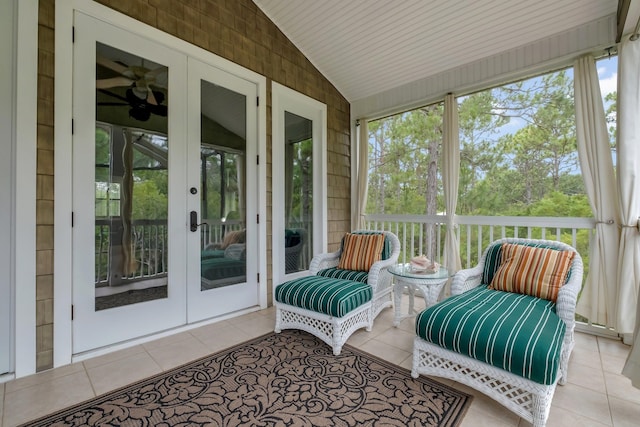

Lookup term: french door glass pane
[284,111,313,273]
[199,80,247,290]
[94,42,169,310]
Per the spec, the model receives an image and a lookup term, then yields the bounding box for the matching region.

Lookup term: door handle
[190,211,200,232]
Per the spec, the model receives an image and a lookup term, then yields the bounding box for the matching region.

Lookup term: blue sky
[488,55,618,137]
[597,55,618,98]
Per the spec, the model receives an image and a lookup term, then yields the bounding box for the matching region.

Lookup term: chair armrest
[555,254,583,330]
[450,265,484,295]
[309,250,341,274]
[367,257,397,289]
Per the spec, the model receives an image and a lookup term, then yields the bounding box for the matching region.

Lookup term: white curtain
[352,120,369,230]
[573,55,620,329]
[442,94,462,273]
[619,36,640,387]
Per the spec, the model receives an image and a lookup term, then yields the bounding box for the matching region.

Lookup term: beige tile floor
[1,302,639,427]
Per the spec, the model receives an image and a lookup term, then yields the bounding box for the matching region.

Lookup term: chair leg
[274,307,282,333]
[531,392,552,427]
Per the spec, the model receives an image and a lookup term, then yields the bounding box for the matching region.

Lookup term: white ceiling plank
[253,0,618,101]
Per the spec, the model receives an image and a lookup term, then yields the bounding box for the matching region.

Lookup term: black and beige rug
[23,330,472,426]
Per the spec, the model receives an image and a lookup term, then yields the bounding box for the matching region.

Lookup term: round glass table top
[388,263,450,280]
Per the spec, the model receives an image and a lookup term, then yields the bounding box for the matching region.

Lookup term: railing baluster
[466,224,471,269]
[478,226,483,266]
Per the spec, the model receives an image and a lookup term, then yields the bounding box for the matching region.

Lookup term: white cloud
[599,72,617,97]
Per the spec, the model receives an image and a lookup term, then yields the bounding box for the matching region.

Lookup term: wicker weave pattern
[414,238,583,427]
[274,303,372,355]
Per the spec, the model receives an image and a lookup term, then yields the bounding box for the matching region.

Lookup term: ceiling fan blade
[146,86,158,106]
[96,76,134,89]
[96,55,129,74]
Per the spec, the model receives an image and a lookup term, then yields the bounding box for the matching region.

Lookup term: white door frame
[271,82,328,289]
[5,0,38,379]
[55,0,267,367]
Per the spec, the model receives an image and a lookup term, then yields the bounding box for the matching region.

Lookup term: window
[367,103,445,216]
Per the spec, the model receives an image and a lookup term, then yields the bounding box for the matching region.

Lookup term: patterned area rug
[23,330,472,426]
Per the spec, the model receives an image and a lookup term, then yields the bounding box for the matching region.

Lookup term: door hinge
[256,214,259,224]
[257,273,260,283]
[71,119,74,134]
[71,211,74,227]
[256,155,259,165]
[72,26,75,43]
[71,305,74,320]
[257,96,259,107]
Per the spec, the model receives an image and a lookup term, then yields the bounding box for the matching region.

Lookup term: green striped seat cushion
[275,276,372,317]
[416,285,565,385]
[316,267,369,283]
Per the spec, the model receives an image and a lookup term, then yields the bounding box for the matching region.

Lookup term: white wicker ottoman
[274,276,373,355]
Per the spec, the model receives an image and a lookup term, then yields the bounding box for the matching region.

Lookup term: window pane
[199,80,247,290]
[94,42,169,310]
[366,105,445,259]
[283,111,313,273]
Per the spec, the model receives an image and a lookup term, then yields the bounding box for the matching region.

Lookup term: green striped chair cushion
[316,267,369,283]
[275,276,372,317]
[415,285,565,385]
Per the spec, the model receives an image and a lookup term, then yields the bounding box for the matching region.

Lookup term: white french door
[186,58,259,322]
[72,13,188,353]
[72,13,259,354]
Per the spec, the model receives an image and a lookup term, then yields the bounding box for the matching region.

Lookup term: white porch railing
[363,214,596,269]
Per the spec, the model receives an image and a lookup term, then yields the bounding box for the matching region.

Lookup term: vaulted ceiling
[253,0,637,103]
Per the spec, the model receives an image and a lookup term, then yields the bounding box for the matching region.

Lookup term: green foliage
[132,179,167,220]
[367,68,598,218]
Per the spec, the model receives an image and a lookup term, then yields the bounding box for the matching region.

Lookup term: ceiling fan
[96,55,168,121]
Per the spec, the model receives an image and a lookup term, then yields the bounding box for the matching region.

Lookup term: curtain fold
[573,55,620,329]
[352,120,369,230]
[442,94,461,273]
[619,36,640,387]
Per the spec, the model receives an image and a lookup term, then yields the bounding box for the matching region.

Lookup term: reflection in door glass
[94,42,169,310]
[284,111,313,273]
[199,80,247,290]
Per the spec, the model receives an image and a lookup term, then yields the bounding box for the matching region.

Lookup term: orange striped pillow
[337,233,386,272]
[489,243,575,302]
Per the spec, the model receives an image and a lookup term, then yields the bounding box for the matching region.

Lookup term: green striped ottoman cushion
[275,276,372,317]
[316,267,369,283]
[415,285,565,385]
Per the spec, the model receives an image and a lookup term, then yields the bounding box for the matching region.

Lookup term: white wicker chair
[308,230,400,320]
[412,238,583,427]
[275,230,400,355]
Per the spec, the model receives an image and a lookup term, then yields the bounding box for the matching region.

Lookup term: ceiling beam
[617,0,631,42]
